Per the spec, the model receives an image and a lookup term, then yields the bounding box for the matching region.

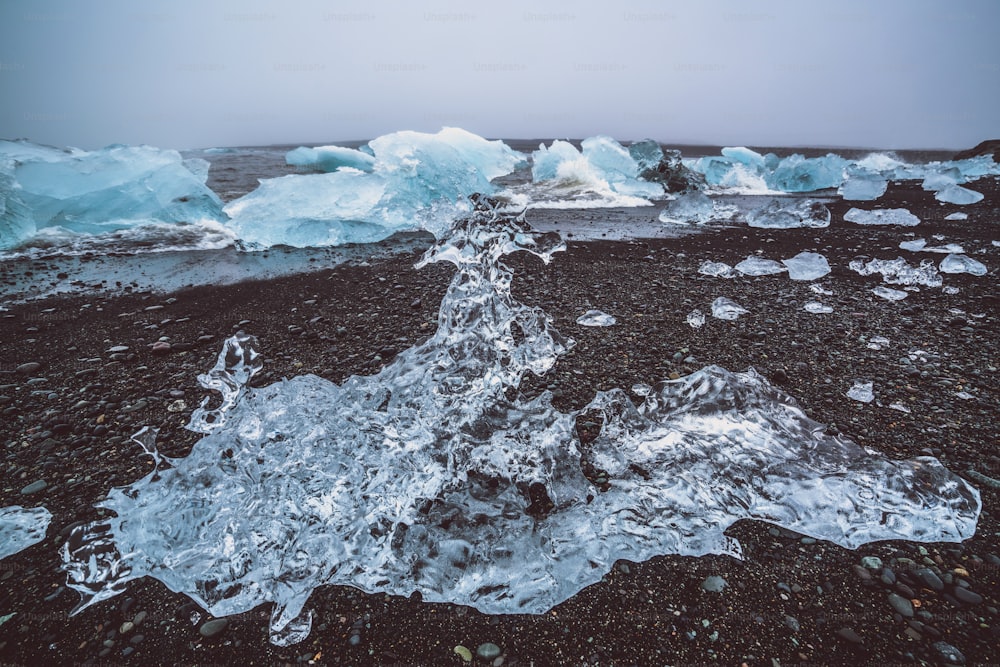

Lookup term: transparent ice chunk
[698,261,736,278]
[934,184,984,205]
[735,256,786,276]
[867,335,891,350]
[711,297,749,320]
[746,199,830,229]
[686,309,706,328]
[782,252,830,281]
[872,286,908,301]
[939,254,987,276]
[849,257,942,287]
[803,301,833,314]
[0,505,52,560]
[846,381,875,403]
[765,153,848,192]
[898,239,964,254]
[844,208,920,227]
[576,310,617,327]
[838,168,887,201]
[62,200,982,646]
[944,212,968,221]
[659,191,715,224]
[286,145,376,173]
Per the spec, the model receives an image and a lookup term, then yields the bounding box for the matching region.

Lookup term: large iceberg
[226,128,526,247]
[0,140,226,250]
[0,162,35,250]
[0,505,52,560]
[286,145,376,173]
[63,200,980,646]
[530,137,664,204]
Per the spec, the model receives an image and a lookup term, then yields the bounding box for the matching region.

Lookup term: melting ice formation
[0,505,52,560]
[61,201,981,646]
[746,199,830,229]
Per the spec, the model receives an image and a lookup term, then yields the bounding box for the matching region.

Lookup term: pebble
[16,362,41,375]
[887,593,914,617]
[151,341,171,354]
[932,641,966,665]
[860,556,883,569]
[198,618,228,638]
[454,645,473,662]
[107,346,129,353]
[477,643,502,660]
[852,565,872,582]
[916,568,944,591]
[835,627,863,644]
[20,480,47,494]
[952,587,983,605]
[700,575,727,593]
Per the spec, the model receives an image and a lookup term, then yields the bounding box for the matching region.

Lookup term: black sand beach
[1,179,998,666]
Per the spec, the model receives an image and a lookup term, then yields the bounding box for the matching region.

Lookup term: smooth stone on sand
[887,593,915,618]
[20,480,47,494]
[199,618,228,638]
[477,643,502,660]
[16,362,41,375]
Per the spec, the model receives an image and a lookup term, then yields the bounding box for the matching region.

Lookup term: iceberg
[838,167,888,201]
[0,141,226,247]
[658,191,716,224]
[531,137,664,202]
[844,207,920,227]
[782,252,830,281]
[939,254,987,276]
[711,297,749,320]
[921,170,960,192]
[0,162,35,250]
[576,310,616,327]
[0,505,52,560]
[226,128,526,247]
[721,146,766,169]
[746,199,830,229]
[735,256,786,276]
[934,184,984,205]
[766,153,848,192]
[62,201,980,646]
[849,257,942,287]
[286,145,376,173]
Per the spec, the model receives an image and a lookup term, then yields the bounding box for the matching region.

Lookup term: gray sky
[1,0,998,150]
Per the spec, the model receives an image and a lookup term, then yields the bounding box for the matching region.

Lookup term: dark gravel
[1,178,998,666]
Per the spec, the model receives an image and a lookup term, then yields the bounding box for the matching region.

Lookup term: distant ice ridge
[63,200,981,646]
[226,128,526,247]
[0,140,226,251]
[0,505,52,560]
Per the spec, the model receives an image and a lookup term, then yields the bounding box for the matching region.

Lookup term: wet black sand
[0,179,998,666]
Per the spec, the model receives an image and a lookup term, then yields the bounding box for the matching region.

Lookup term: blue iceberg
[838,167,888,201]
[226,128,526,247]
[0,162,35,251]
[530,137,664,204]
[286,145,376,173]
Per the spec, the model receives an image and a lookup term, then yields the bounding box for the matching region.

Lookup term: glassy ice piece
[899,239,926,251]
[627,139,664,175]
[809,284,834,295]
[872,286,908,301]
[944,212,968,221]
[747,199,830,229]
[686,309,706,328]
[849,257,942,287]
[286,145,376,173]
[227,128,526,247]
[846,381,875,403]
[782,252,830,281]
[62,203,981,647]
[803,301,833,314]
[889,403,911,413]
[766,153,848,192]
[711,297,749,320]
[899,239,965,254]
[721,146,766,168]
[659,192,715,224]
[0,162,35,251]
[698,261,736,278]
[867,335,891,350]
[939,254,987,276]
[935,184,983,205]
[576,310,616,327]
[844,208,920,227]
[0,141,226,237]
[838,168,888,201]
[735,256,786,276]
[0,505,52,560]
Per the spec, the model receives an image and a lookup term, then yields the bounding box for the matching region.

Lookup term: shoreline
[0,179,997,665]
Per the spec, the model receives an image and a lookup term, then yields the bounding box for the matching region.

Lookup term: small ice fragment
[686,309,706,328]
[658,191,715,224]
[846,381,874,403]
[746,199,830,228]
[935,184,984,205]
[889,402,911,413]
[849,257,942,287]
[804,301,833,314]
[711,297,749,320]
[939,254,987,276]
[631,383,652,397]
[899,239,927,252]
[698,261,736,278]
[944,212,968,221]
[872,286,908,301]
[844,208,920,226]
[943,286,960,294]
[0,505,52,560]
[576,309,616,327]
[993,241,1000,248]
[782,252,830,281]
[899,238,965,254]
[867,335,891,350]
[735,256,786,276]
[838,168,888,201]
[955,391,974,401]
[809,284,834,295]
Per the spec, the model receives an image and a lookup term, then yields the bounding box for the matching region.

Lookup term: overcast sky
[1,0,998,150]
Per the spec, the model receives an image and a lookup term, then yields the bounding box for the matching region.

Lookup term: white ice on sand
[698,261,736,278]
[711,297,749,320]
[846,381,875,403]
[934,184,984,205]
[782,252,830,281]
[939,254,987,276]
[803,301,834,314]
[658,191,715,224]
[735,256,786,276]
[576,310,617,327]
[899,239,965,254]
[849,258,943,287]
[746,199,830,229]
[0,505,52,560]
[686,309,706,328]
[872,286,909,301]
[844,208,920,227]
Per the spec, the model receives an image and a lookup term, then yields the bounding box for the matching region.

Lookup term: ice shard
[939,254,987,276]
[803,301,834,314]
[844,208,920,227]
[782,252,830,281]
[658,192,716,224]
[226,128,526,247]
[698,261,736,278]
[735,256,786,276]
[898,239,965,254]
[872,286,908,301]
[286,145,376,173]
[577,310,617,327]
[746,199,830,229]
[0,505,52,560]
[849,258,942,287]
[711,297,749,320]
[846,381,875,403]
[63,200,981,646]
